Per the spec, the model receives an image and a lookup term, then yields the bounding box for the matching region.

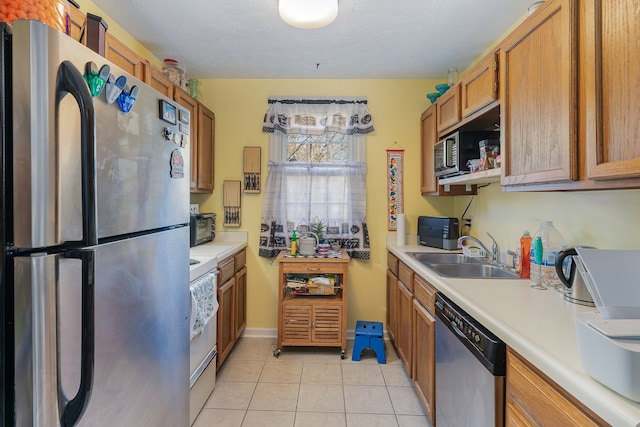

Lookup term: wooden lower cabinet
[234,265,247,339]
[397,280,413,374]
[386,269,398,343]
[216,249,247,368]
[216,275,235,367]
[275,251,350,357]
[282,304,342,344]
[412,299,435,424]
[412,274,438,425]
[506,347,609,426]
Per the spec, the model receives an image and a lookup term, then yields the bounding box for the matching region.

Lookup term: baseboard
[241,328,390,341]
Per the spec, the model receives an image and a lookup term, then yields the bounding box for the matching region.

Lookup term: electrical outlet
[189,204,199,214]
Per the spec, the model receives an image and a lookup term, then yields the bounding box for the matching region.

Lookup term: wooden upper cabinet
[436,84,461,134]
[500,0,578,186]
[196,103,215,192]
[461,50,499,118]
[583,0,640,181]
[104,32,145,80]
[173,89,199,190]
[145,64,174,98]
[420,105,438,194]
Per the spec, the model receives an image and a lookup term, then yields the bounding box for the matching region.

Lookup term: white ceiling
[90,0,535,79]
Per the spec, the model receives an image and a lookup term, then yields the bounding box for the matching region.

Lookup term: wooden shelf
[438,168,501,186]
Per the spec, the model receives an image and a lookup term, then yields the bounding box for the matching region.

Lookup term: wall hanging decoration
[386,145,404,231]
[223,180,242,227]
[243,146,261,193]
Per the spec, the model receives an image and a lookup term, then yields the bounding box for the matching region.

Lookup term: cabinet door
[216,277,235,368]
[196,104,215,192]
[282,305,312,343]
[397,280,413,374]
[583,0,640,181]
[500,0,578,186]
[145,64,174,98]
[104,33,145,80]
[506,348,607,426]
[436,84,461,134]
[420,106,439,194]
[234,266,247,339]
[386,269,398,343]
[412,299,435,425]
[461,50,499,118]
[173,89,199,190]
[311,306,342,343]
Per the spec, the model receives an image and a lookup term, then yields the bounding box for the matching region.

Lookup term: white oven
[189,258,219,425]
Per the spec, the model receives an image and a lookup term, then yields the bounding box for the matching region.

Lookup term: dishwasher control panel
[435,293,506,375]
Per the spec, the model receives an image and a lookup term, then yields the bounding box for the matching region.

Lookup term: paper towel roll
[396,214,406,245]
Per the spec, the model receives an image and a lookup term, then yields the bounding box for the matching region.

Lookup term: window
[259,98,374,259]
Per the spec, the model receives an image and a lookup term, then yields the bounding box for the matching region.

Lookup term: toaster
[418,216,459,250]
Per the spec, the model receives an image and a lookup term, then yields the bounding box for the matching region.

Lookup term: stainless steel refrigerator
[1,20,191,426]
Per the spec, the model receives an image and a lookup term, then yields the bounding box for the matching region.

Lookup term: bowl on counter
[426,92,440,104]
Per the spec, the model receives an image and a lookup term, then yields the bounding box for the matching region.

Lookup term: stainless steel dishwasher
[435,293,506,427]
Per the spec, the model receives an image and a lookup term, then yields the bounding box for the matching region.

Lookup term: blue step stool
[352,320,386,364]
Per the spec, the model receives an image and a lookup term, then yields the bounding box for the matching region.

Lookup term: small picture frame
[159,99,177,124]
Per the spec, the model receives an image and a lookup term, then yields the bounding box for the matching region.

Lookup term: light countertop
[388,235,640,427]
[189,231,248,282]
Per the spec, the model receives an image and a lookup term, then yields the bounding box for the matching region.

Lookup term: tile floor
[194,337,433,427]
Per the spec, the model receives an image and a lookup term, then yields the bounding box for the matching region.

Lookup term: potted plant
[312,219,325,243]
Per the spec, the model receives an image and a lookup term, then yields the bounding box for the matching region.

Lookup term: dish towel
[190,271,218,340]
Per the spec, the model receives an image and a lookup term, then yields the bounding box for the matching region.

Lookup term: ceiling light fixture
[279,0,338,29]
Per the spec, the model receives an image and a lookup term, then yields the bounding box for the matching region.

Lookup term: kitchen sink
[427,263,520,279]
[410,252,485,265]
[409,252,520,279]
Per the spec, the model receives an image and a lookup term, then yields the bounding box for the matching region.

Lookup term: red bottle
[520,230,532,279]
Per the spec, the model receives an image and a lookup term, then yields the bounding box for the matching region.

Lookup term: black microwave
[190,213,215,247]
[434,130,499,178]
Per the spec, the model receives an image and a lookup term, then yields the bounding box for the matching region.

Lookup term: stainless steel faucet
[457,233,499,262]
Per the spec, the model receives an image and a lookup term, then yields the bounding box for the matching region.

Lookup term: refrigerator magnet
[169,149,184,178]
[159,99,177,124]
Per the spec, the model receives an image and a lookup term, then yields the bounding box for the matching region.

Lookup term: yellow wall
[191,79,454,330]
[454,185,640,253]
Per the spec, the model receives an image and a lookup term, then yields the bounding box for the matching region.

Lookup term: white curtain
[259,98,374,260]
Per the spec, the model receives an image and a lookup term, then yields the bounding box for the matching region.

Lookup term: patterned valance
[262,98,374,136]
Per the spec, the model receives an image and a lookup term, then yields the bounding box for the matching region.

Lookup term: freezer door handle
[56,60,98,247]
[59,249,95,427]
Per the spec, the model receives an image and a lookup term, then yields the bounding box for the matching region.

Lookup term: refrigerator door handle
[56,60,98,247]
[59,249,95,427]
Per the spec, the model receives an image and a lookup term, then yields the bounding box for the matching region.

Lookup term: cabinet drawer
[506,348,608,426]
[234,248,246,271]
[281,263,343,275]
[218,256,235,284]
[414,275,437,314]
[387,252,399,276]
[398,262,414,292]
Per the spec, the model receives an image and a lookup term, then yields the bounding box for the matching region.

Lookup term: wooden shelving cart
[274,250,350,359]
